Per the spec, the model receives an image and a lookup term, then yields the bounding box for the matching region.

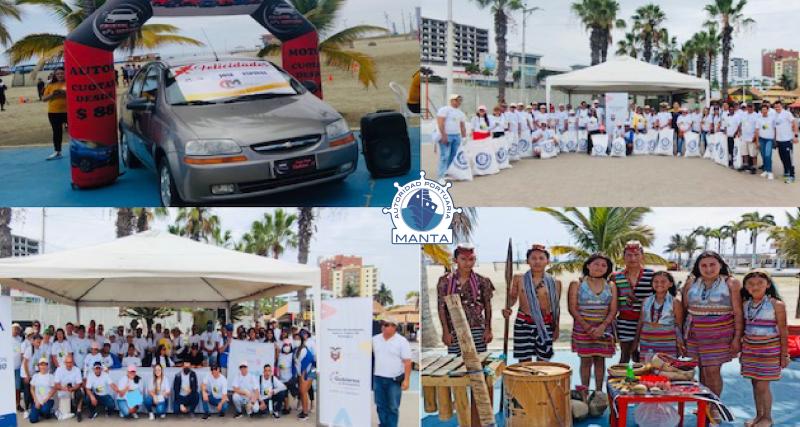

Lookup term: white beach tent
[545,56,711,107]
[0,230,317,321]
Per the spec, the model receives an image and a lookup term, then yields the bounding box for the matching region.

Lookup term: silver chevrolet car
[118,57,358,206]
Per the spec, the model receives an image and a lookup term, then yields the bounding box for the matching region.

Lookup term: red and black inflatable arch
[64,0,321,188]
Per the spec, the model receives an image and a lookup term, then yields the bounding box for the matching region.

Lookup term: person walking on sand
[435,94,466,183]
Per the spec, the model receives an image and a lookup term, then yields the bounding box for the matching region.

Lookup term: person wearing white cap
[676,107,692,156]
[691,106,702,136]
[520,104,534,146]
[505,103,520,140]
[12,323,24,413]
[739,103,759,173]
[489,105,506,138]
[437,243,494,356]
[83,341,103,374]
[172,360,199,417]
[111,364,144,419]
[593,99,604,123]
[372,314,412,427]
[470,105,491,140]
[22,334,47,414]
[435,94,467,181]
[54,354,83,421]
[29,357,56,423]
[230,361,259,418]
[83,361,115,419]
[530,119,545,157]
[723,103,741,168]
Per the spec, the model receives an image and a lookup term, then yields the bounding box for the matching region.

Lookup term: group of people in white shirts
[10,318,317,423]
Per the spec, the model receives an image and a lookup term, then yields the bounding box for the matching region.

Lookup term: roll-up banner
[0,297,17,427]
[64,0,321,188]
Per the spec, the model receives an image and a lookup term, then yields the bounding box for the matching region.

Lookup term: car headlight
[325,118,350,139]
[184,139,242,156]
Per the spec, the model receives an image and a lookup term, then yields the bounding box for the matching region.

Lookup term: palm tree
[720,220,742,264]
[405,291,420,306]
[374,282,393,307]
[169,208,221,242]
[468,0,523,102]
[700,22,721,82]
[0,0,22,47]
[296,208,315,327]
[7,0,201,71]
[692,226,711,251]
[115,208,136,238]
[705,0,754,100]
[707,227,724,253]
[675,39,696,74]
[131,208,168,233]
[682,234,702,268]
[121,307,173,334]
[256,0,388,88]
[571,0,626,66]
[656,28,678,69]
[665,233,686,268]
[0,208,11,296]
[769,219,800,317]
[534,207,668,274]
[262,209,298,259]
[342,283,359,298]
[739,211,776,268]
[630,3,666,63]
[615,32,639,58]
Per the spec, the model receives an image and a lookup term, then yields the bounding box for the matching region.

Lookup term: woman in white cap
[676,107,692,156]
[29,357,56,423]
[489,105,506,138]
[470,105,491,140]
[112,364,145,418]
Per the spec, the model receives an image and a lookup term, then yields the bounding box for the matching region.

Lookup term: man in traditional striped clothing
[436,243,494,356]
[609,241,655,363]
[502,244,561,362]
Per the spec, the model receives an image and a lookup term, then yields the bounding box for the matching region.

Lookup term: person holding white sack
[489,105,506,138]
[556,104,568,132]
[701,106,714,153]
[436,94,467,182]
[530,120,546,157]
[676,107,693,156]
[723,103,741,169]
[231,361,260,418]
[506,103,520,142]
[586,109,601,154]
[739,103,759,174]
[470,106,492,141]
[755,103,777,180]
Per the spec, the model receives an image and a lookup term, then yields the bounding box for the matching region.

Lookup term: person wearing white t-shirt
[372,318,412,427]
[586,109,601,154]
[691,107,702,134]
[50,328,72,370]
[82,342,102,376]
[489,106,506,137]
[755,103,777,180]
[23,334,48,413]
[70,327,90,377]
[54,355,83,420]
[257,364,288,418]
[469,106,491,139]
[99,343,114,370]
[230,361,260,417]
[12,324,24,413]
[676,107,693,156]
[145,364,171,420]
[701,107,714,152]
[133,328,148,360]
[153,324,165,344]
[592,100,605,123]
[723,104,741,168]
[656,103,672,130]
[83,362,115,419]
[29,358,56,424]
[555,104,568,132]
[200,364,228,419]
[200,321,220,367]
[121,344,142,367]
[773,101,798,183]
[436,94,467,181]
[505,103,520,141]
[111,365,144,419]
[739,104,760,173]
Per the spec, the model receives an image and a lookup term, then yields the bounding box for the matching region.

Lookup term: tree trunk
[494,8,508,103]
[644,32,652,63]
[0,208,11,296]
[696,56,704,78]
[420,249,438,349]
[296,208,314,328]
[116,208,135,238]
[600,30,610,63]
[751,231,758,268]
[590,28,601,66]
[721,24,733,100]
[707,53,713,82]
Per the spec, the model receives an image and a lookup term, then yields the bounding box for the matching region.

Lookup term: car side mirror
[301,80,318,93]
[127,97,155,112]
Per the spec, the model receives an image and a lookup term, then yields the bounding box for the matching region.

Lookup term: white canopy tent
[0,230,318,322]
[545,56,711,108]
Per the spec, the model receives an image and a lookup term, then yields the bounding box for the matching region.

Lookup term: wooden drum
[503,361,573,427]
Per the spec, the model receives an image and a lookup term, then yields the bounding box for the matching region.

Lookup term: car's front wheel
[159,160,183,207]
[119,129,142,168]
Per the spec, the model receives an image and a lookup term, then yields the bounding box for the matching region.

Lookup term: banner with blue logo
[0,297,17,427]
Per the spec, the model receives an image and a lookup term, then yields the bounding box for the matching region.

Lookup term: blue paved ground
[422,350,800,427]
[0,128,419,207]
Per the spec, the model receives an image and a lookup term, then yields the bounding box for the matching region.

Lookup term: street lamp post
[445,0,454,100]
[520,3,540,104]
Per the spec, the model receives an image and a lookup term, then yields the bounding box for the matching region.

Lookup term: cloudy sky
[423,0,799,73]
[2,0,417,66]
[459,207,796,262]
[9,208,420,304]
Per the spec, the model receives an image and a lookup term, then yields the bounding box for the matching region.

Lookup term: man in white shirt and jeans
[372,316,412,427]
[773,100,798,183]
[436,94,467,182]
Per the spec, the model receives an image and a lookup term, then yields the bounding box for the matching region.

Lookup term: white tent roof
[0,230,317,309]
[546,56,710,98]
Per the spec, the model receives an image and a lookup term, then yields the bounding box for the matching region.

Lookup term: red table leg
[678,401,685,426]
[696,401,707,427]
[618,400,628,427]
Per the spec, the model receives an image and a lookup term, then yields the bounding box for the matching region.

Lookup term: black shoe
[298,412,308,420]
[273,412,280,419]
[77,412,82,422]
[218,412,225,417]
[202,414,209,420]
[90,412,98,420]
[234,412,243,419]
[16,406,23,413]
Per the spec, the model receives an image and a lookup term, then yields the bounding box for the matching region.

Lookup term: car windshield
[164,60,300,105]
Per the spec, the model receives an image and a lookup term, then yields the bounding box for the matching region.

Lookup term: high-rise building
[421,17,489,66]
[319,255,362,291]
[12,234,39,257]
[331,264,378,298]
[762,49,799,77]
[730,57,749,80]
[774,57,800,87]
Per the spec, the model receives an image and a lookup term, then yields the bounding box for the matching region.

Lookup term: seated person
[258,364,288,418]
[54,354,84,421]
[201,364,229,419]
[121,344,142,367]
[172,361,199,417]
[29,358,56,424]
[83,361,116,419]
[230,361,260,418]
[111,365,144,419]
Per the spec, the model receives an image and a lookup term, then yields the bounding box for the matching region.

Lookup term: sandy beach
[421,137,800,207]
[422,263,800,351]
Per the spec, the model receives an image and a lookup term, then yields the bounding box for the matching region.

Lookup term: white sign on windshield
[171,61,295,101]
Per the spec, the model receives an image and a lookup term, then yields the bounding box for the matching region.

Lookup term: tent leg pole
[76,303,81,325]
[226,302,231,324]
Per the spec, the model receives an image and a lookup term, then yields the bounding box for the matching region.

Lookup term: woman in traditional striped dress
[609,241,655,363]
[740,271,788,427]
[681,251,743,420]
[569,254,618,399]
[632,271,684,359]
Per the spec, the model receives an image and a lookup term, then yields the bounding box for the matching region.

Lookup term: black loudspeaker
[360,111,411,178]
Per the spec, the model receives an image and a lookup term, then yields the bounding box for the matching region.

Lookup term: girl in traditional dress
[569,254,617,399]
[740,271,788,427]
[609,241,654,363]
[632,271,685,359]
[682,251,743,422]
